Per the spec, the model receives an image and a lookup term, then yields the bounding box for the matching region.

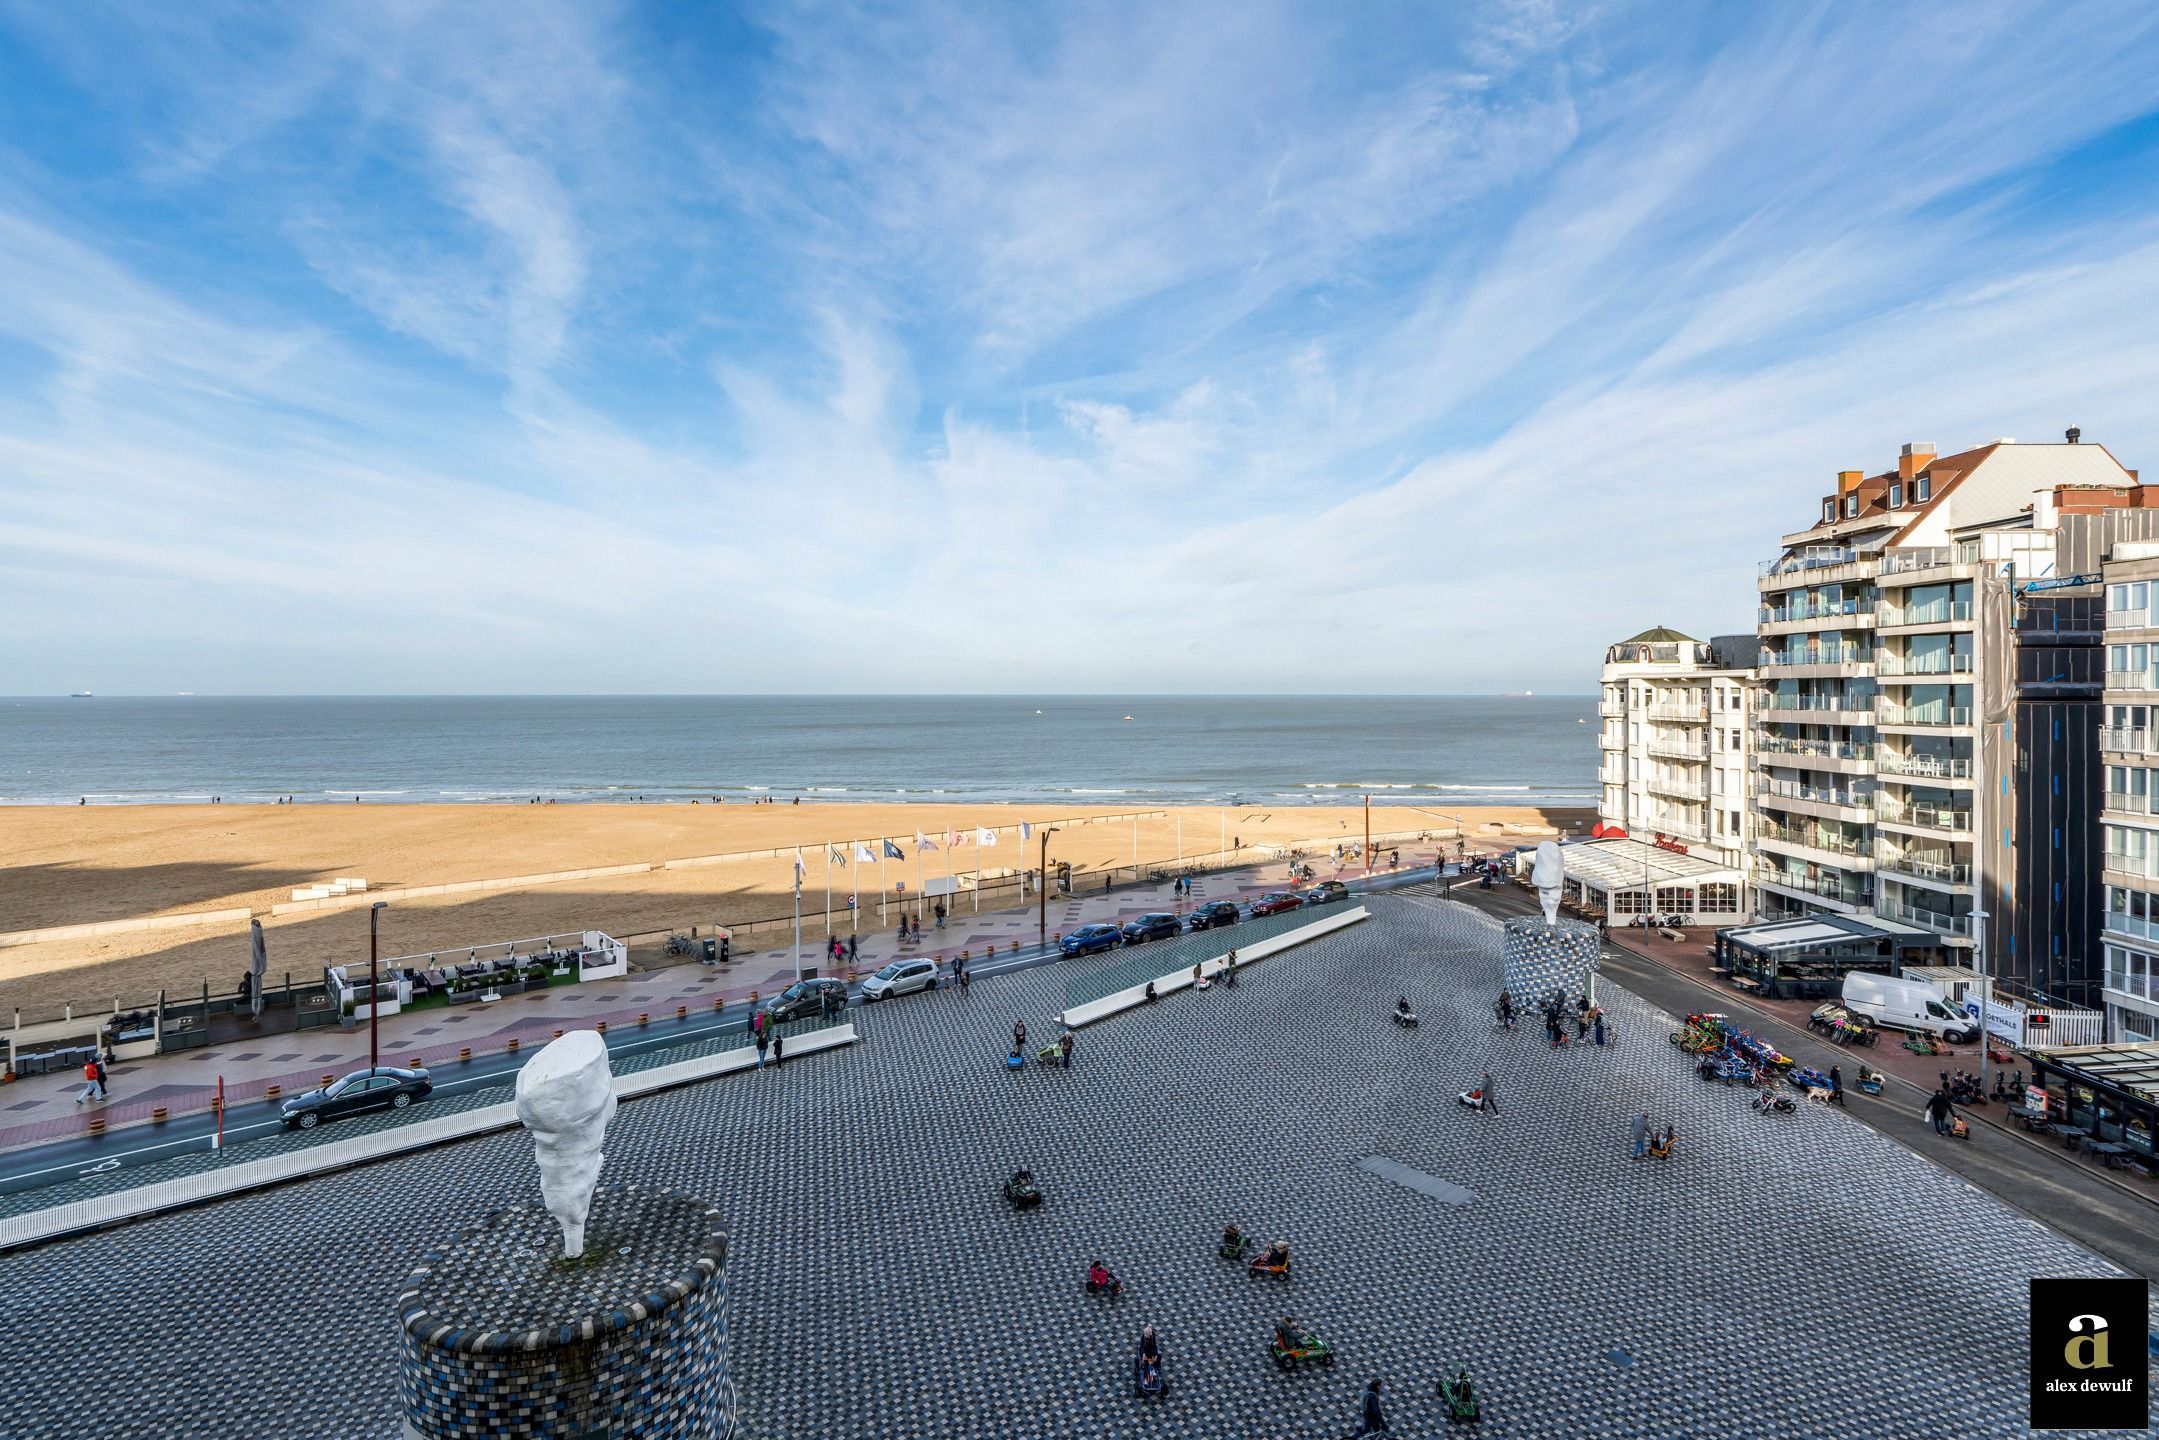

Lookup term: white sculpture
[1532,841,1564,928]
[514,1030,617,1258]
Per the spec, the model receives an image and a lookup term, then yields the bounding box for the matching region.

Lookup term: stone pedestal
[1501,916,1600,1008]
[396,1184,734,1440]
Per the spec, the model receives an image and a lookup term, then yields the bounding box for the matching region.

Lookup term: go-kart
[1003,1171,1042,1208]
[1393,1004,1419,1028]
[1248,1246,1290,1279]
[1133,1346,1167,1398]
[1269,1325,1334,1370]
[1437,1366,1481,1424]
[1218,1228,1252,1261]
[1084,1264,1122,1301]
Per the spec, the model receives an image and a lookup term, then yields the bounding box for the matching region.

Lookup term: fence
[1062,902,1360,1011]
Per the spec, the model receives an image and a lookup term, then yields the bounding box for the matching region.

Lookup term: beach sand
[0,802,1586,1020]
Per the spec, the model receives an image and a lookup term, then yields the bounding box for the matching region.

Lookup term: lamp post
[1038,827,1060,946]
[368,901,387,1074]
[1970,907,1991,1096]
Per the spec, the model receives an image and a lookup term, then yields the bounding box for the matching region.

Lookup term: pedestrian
[1925,1088,1953,1135]
[76,1057,102,1105]
[935,902,946,931]
[1630,1111,1650,1159]
[771,1033,783,1068]
[1477,1072,1497,1115]
[960,963,972,996]
[1059,1028,1074,1068]
[754,1021,770,1069]
[1593,1012,1606,1046]
[1828,1064,1844,1105]
[1013,1019,1028,1053]
[1223,949,1238,988]
[847,934,859,964]
[1354,1376,1388,1437]
[94,1052,109,1098]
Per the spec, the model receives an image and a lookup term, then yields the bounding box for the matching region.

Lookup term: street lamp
[1038,827,1060,946]
[1969,907,1991,1096]
[368,901,388,1074]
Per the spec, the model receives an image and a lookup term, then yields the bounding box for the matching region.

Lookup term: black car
[764,977,849,1022]
[1120,912,1181,944]
[1187,900,1240,931]
[1304,880,1350,905]
[280,1066,432,1130]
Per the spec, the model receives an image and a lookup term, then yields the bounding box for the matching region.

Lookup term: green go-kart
[1437,1366,1481,1424]
[1268,1325,1334,1370]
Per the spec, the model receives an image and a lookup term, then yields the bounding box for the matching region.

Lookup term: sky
[2,1,2158,695]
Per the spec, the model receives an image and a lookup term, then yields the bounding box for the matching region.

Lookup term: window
[1823,499,1836,523]
[1913,475,1931,502]
[2112,583,2151,613]
[1888,482,1903,507]
[1844,494,1859,518]
[1700,882,1738,912]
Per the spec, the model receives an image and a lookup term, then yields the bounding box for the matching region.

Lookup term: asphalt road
[1448,878,2159,1282]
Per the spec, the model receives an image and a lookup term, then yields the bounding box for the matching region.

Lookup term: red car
[1249,892,1304,917]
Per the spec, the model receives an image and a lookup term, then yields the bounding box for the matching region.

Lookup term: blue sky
[2,0,2158,694]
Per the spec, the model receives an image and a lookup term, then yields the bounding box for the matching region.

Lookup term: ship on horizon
[68,691,92,698]
[1500,689,1534,698]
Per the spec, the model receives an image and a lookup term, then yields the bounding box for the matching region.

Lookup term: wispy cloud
[0,0,2156,692]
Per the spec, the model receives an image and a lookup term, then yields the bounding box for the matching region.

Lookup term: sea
[0,696,1597,809]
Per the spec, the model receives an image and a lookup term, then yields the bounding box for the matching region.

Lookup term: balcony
[1877,900,1974,937]
[1879,851,1973,887]
[1756,736,1872,763]
[1755,869,1871,909]
[1876,600,1973,630]
[1649,775,1709,802]
[2105,791,2159,818]
[1756,826,1873,869]
[1758,694,1876,723]
[2103,909,2159,945]
[1877,704,1973,729]
[1758,645,1872,672]
[1755,778,1873,820]
[1597,701,1625,718]
[1760,546,1858,578]
[1876,752,1973,781]
[2105,671,2159,694]
[1875,652,1973,679]
[1646,738,1709,761]
[1880,546,1963,577]
[2108,607,2153,632]
[1599,766,1626,787]
[2101,727,2152,754]
[1875,797,1973,833]
[1647,704,1708,723]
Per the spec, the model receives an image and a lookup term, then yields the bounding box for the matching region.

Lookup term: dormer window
[1913,475,1931,502]
[1889,482,1903,507]
[1844,494,1859,518]
[1824,499,1836,523]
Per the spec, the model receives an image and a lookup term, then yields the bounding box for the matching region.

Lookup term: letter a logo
[2065,1314,2112,1371]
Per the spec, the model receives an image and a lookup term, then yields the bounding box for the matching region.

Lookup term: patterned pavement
[0,894,2127,1440]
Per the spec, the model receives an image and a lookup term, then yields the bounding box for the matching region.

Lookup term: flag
[829,845,847,866]
[976,826,998,847]
[884,839,905,860]
[916,830,940,851]
[949,829,968,849]
[793,848,806,882]
[1020,822,1033,841]
[856,843,877,864]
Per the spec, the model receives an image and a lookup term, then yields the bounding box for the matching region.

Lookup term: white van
[1840,971,1982,1043]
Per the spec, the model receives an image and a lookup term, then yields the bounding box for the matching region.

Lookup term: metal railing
[1646,739,1709,761]
[1756,736,1872,762]
[1875,798,1972,831]
[1877,752,1972,780]
[1756,824,1869,858]
[1878,900,1973,936]
[1879,851,1972,885]
[1760,547,1859,577]
[2104,791,2159,817]
[1756,870,1871,905]
[1597,701,1625,717]
[1760,598,1876,624]
[2100,727,2152,753]
[1759,645,1871,669]
[1648,775,1708,800]
[1755,777,1872,810]
[1759,693,1875,713]
[1878,600,1973,627]
[1646,704,1709,722]
[1875,651,1973,677]
[1878,705,1972,727]
[1880,547,1957,575]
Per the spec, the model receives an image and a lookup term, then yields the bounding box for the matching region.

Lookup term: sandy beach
[0,802,1586,1021]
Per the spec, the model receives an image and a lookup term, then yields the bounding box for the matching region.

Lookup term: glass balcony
[1878,899,1973,936]
[1875,652,1973,677]
[1878,704,1972,727]
[1875,797,1973,831]
[1876,752,1972,780]
[1879,852,1972,885]
[1877,600,1972,627]
[2101,727,2152,753]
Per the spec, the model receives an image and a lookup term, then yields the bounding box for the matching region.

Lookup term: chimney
[2067,426,2082,445]
[1837,469,1864,494]
[1899,442,1936,481]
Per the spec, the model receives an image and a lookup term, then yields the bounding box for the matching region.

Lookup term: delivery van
[1840,971,1982,1043]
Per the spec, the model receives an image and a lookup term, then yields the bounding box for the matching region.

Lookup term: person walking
[1354,1376,1388,1436]
[1059,1028,1075,1069]
[934,902,946,931]
[93,1053,109,1099]
[1477,1072,1497,1115]
[1630,1111,1651,1160]
[1925,1087,1953,1135]
[754,1016,770,1070]
[76,1057,102,1105]
[1827,1064,1845,1106]
[847,934,859,964]
[959,963,972,997]
[771,1032,784,1068]
[1592,1012,1607,1046]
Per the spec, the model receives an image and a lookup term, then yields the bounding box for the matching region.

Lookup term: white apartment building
[1758,432,2154,973]
[2100,542,2159,1042]
[1597,627,1753,880]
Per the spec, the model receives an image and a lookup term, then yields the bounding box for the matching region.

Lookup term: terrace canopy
[1543,838,1745,924]
[2026,1044,2159,1161]
[1711,912,1934,1000]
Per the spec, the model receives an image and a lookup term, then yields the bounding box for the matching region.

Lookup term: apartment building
[2100,541,2159,1041]
[1756,432,2156,980]
[1596,627,1753,874]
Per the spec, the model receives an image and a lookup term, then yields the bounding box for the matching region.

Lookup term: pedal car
[1269,1321,1333,1370]
[1248,1241,1290,1279]
[1856,1068,1885,1096]
[1084,1261,1122,1301]
[1787,1065,1831,1091]
[1218,1226,1252,1261]
[1005,1050,1025,1070]
[1947,1114,1971,1141]
[1437,1366,1481,1424]
[1003,1170,1041,1208]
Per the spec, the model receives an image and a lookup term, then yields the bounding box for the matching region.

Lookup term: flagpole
[879,841,888,925]
[913,844,923,928]
[974,828,982,913]
[823,847,831,939]
[851,842,860,933]
[792,866,802,983]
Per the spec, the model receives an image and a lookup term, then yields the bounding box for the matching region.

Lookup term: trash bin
[700,938,717,962]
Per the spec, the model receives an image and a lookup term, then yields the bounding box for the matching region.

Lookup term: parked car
[280,1066,433,1130]
[764,977,848,1021]
[1061,923,1124,956]
[1186,900,1241,931]
[1120,912,1181,944]
[862,957,940,1001]
[1249,892,1305,917]
[1303,880,1350,905]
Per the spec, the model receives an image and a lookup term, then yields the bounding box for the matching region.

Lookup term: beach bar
[1710,913,1935,1000]
[1531,837,1747,927]
[2024,1044,2159,1172]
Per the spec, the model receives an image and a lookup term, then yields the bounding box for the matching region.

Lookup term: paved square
[0,896,2126,1438]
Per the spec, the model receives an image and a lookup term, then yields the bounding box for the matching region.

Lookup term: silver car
[861,957,939,1001]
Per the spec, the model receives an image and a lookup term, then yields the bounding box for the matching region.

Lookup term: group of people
[1010,1018,1074,1067]
[1629,1112,1676,1159]
[1537,988,1604,1047]
[75,1052,113,1105]
[823,934,861,967]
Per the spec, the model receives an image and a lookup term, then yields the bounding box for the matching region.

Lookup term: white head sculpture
[1531,841,1564,928]
[514,1029,617,1258]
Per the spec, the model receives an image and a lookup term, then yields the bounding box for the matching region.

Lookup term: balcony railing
[2105,671,2159,693]
[1760,694,1876,714]
[1646,740,1709,761]
[1877,752,1973,780]
[1597,701,1625,717]
[1759,598,1876,625]
[1761,547,1859,578]
[1757,824,1869,857]
[1875,652,1974,677]
[1599,767,1627,786]
[1759,645,1872,669]
[2100,727,2152,753]
[1756,777,1872,810]
[1646,704,1709,722]
[2104,910,2159,944]
[1649,775,1709,801]
[1755,736,1873,762]
[1878,600,1973,627]
[1878,705,1973,727]
[1878,900,1973,936]
[1880,547,1957,575]
[1756,869,1871,905]
[2108,608,2153,632]
[1876,798,1973,831]
[1879,851,1972,885]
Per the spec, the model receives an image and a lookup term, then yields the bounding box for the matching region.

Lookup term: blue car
[1060,923,1123,956]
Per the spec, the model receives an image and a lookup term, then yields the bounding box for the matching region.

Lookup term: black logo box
[2031,1277,2149,1432]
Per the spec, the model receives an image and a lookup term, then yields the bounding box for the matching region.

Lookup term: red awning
[1593,822,1628,839]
